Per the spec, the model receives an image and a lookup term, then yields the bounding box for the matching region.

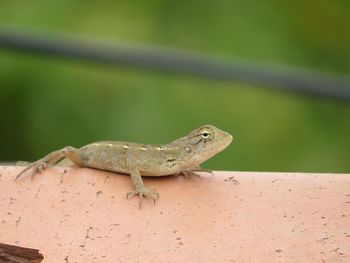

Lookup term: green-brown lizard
[15,125,232,206]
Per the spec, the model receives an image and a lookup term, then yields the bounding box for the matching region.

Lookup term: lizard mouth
[213,133,233,152]
[199,133,233,160]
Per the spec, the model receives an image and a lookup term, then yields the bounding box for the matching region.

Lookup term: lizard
[15,124,233,206]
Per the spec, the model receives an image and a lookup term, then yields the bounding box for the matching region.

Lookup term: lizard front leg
[15,146,82,180]
[181,166,213,178]
[126,167,159,207]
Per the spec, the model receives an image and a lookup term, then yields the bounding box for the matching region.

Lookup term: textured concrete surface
[0,166,349,262]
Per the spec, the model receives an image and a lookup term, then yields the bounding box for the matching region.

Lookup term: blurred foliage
[0,0,349,172]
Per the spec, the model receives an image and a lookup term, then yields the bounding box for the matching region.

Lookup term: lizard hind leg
[15,146,81,180]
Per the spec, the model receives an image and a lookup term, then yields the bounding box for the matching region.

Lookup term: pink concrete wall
[0,166,349,262]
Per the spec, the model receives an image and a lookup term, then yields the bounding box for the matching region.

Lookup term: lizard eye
[201,131,210,139]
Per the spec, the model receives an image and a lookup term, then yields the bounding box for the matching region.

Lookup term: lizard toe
[126,186,159,207]
[15,159,50,180]
[30,160,49,179]
[181,170,202,180]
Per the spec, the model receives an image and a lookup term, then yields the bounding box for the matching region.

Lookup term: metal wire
[0,30,349,101]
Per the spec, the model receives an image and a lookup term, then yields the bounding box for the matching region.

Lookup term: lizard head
[178,124,233,167]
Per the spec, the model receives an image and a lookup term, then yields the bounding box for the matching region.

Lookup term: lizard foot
[181,170,202,179]
[15,160,49,180]
[126,186,159,207]
[180,167,213,179]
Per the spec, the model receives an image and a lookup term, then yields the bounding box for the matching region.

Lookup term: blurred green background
[0,0,349,172]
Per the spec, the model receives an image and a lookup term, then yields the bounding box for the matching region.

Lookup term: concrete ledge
[0,166,349,262]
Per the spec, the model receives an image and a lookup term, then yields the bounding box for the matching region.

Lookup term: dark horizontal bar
[0,30,349,101]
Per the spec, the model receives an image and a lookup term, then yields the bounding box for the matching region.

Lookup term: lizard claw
[180,170,203,179]
[192,168,213,175]
[126,186,159,208]
[180,167,213,179]
[15,160,49,180]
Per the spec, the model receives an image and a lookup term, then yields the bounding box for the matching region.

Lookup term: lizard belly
[138,165,181,177]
